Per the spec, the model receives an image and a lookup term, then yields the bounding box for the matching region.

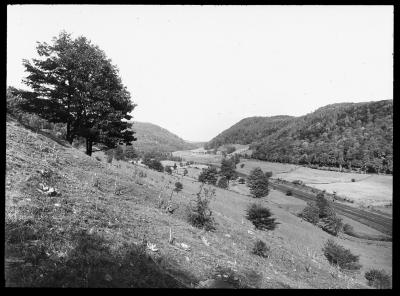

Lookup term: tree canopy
[205,101,393,174]
[247,167,269,198]
[219,158,237,182]
[15,31,136,155]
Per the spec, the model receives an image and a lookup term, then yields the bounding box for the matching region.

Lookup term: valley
[5,116,392,288]
[172,148,393,236]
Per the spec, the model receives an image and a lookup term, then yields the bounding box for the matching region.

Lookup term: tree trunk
[86,138,92,156]
[66,122,74,144]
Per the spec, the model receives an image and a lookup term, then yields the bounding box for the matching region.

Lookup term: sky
[7,5,393,142]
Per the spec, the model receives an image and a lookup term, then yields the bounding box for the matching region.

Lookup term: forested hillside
[131,122,197,153]
[207,100,393,174]
[205,115,293,149]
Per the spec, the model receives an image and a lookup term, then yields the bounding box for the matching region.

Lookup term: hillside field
[6,118,392,288]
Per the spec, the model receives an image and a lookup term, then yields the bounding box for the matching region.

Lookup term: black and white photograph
[5,4,393,288]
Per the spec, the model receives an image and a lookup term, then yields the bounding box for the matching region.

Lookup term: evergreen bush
[251,240,270,258]
[322,239,361,270]
[187,186,216,231]
[365,269,391,289]
[246,203,278,231]
[300,203,319,225]
[217,177,228,189]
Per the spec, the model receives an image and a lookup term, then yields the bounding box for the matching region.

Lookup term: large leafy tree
[219,158,237,183]
[16,31,136,156]
[198,167,218,185]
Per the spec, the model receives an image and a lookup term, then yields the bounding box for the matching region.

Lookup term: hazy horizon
[7,5,393,142]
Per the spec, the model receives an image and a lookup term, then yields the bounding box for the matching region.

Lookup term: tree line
[206,101,392,174]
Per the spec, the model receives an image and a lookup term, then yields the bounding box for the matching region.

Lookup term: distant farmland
[173,150,393,209]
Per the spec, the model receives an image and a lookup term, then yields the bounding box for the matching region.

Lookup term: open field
[242,161,392,208]
[173,150,223,166]
[173,150,392,209]
[5,118,392,288]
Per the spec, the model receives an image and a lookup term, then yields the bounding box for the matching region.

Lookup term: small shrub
[93,178,100,188]
[365,269,391,289]
[124,146,137,159]
[240,163,245,168]
[318,213,343,236]
[251,240,270,258]
[187,185,216,231]
[72,141,80,148]
[211,265,242,288]
[286,190,292,196]
[322,239,361,270]
[316,192,334,219]
[174,182,183,192]
[246,203,278,231]
[183,168,188,176]
[351,178,356,182]
[300,203,319,225]
[165,166,173,175]
[105,149,114,163]
[217,177,228,189]
[343,223,355,236]
[147,159,164,172]
[113,146,125,161]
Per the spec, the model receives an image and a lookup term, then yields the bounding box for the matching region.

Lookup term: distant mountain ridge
[206,100,393,174]
[131,121,197,153]
[205,115,294,148]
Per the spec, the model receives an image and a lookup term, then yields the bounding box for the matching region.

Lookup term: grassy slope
[6,118,391,288]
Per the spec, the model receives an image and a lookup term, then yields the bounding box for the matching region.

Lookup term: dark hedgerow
[364,269,392,289]
[251,240,270,258]
[245,203,278,231]
[322,239,361,270]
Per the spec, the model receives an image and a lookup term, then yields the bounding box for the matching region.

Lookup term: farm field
[174,150,392,210]
[5,118,392,288]
[173,150,223,166]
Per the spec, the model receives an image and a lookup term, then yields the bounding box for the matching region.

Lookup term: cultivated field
[5,118,392,288]
[174,150,393,211]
